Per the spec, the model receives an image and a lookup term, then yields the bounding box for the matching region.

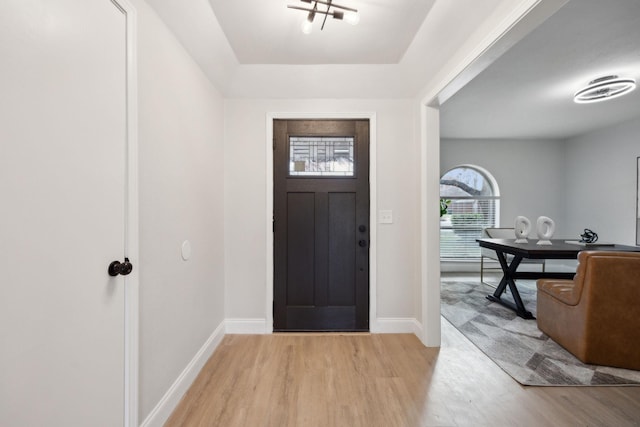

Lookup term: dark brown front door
[273,119,370,331]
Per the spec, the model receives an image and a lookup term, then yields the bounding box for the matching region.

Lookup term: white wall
[441,138,567,235]
[224,99,420,326]
[133,0,225,421]
[564,116,640,246]
[441,116,640,269]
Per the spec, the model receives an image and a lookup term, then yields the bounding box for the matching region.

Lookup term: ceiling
[440,0,640,140]
[145,0,527,98]
[208,0,435,65]
[142,0,640,138]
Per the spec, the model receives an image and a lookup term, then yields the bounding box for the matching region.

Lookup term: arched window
[440,165,500,260]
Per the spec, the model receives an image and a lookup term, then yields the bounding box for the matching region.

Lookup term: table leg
[485,251,535,319]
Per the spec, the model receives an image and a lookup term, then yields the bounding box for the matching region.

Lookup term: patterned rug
[441,280,640,386]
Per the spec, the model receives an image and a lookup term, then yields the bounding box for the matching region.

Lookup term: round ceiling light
[574,75,636,103]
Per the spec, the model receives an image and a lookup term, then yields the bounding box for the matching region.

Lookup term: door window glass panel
[289,136,354,176]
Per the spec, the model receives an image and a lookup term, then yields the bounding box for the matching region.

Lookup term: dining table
[476,238,640,319]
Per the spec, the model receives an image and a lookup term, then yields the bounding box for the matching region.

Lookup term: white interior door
[0,1,130,425]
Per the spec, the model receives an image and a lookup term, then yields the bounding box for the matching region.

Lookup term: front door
[273,119,370,331]
[0,1,130,425]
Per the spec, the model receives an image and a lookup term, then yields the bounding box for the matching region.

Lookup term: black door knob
[359,225,367,233]
[358,239,368,248]
[108,257,133,277]
[120,258,133,275]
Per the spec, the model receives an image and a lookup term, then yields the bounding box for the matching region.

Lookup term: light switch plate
[379,210,393,224]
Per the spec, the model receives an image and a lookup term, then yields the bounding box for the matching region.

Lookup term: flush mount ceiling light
[573,75,636,104]
[288,0,359,34]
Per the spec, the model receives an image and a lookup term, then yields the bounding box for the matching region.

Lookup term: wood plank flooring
[165,322,640,427]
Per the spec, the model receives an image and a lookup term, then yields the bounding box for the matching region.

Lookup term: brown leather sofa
[536,251,640,370]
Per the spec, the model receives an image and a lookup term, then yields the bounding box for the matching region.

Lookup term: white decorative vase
[514,216,531,243]
[536,216,555,245]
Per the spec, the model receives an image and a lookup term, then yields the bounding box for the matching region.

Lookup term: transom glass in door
[273,120,370,331]
[0,1,130,425]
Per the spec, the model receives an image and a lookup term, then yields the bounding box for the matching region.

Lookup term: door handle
[358,239,368,248]
[108,257,133,276]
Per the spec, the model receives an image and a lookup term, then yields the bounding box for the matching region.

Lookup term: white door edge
[110,0,139,425]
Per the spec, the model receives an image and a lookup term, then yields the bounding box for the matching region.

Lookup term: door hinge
[272,217,275,232]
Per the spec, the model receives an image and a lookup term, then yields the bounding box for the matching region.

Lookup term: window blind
[440,197,498,260]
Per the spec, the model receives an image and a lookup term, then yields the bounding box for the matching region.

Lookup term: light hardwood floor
[166,320,640,427]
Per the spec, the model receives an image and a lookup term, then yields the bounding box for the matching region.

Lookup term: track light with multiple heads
[574,75,637,103]
[288,0,359,34]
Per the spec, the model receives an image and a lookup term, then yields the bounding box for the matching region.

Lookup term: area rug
[441,280,640,386]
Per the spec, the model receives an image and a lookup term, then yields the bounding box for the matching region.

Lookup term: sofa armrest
[537,279,579,305]
[536,252,591,306]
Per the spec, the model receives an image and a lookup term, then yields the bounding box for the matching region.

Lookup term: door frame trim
[110,0,139,425]
[417,0,562,346]
[266,112,377,333]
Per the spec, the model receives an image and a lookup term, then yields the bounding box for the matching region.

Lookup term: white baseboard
[225,317,425,336]
[224,317,422,336]
[373,317,422,335]
[225,318,268,334]
[140,321,226,427]
[410,319,423,336]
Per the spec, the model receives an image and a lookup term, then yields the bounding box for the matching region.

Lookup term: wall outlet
[379,210,393,224]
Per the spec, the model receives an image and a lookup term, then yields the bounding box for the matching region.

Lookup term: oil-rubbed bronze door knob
[108,257,133,276]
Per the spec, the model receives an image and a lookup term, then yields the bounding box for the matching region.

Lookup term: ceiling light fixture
[573,75,636,104]
[288,0,359,34]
